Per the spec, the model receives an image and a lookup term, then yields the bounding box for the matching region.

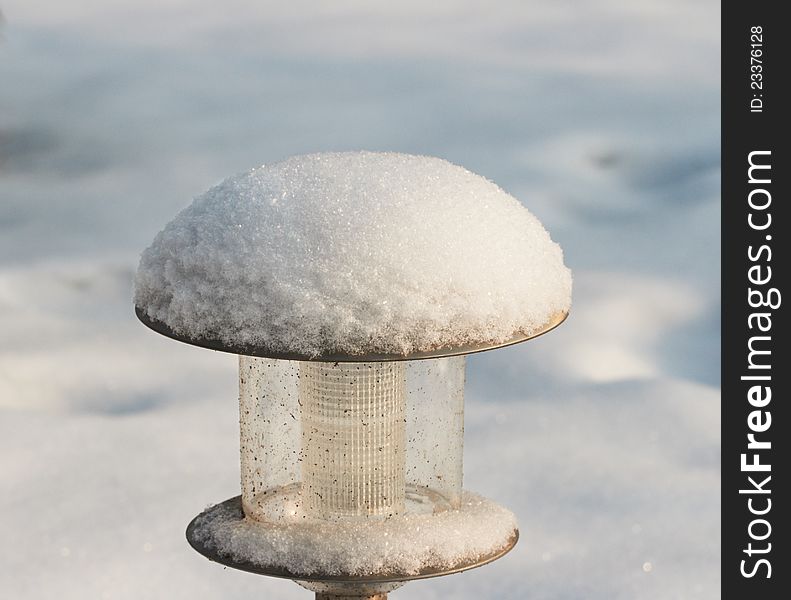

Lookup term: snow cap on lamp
[134,151,571,360]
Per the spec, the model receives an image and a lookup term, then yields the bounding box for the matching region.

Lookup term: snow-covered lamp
[134,152,571,599]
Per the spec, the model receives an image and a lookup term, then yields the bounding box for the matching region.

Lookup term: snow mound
[190,492,517,578]
[134,152,571,356]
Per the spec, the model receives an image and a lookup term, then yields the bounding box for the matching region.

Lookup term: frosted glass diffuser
[134,152,571,600]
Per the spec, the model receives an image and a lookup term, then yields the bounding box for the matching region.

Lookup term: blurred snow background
[0,1,719,599]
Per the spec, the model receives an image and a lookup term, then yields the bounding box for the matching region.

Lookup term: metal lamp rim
[135,306,568,362]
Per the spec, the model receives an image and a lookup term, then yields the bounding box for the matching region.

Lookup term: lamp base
[316,594,388,600]
[295,578,403,598]
[186,495,518,593]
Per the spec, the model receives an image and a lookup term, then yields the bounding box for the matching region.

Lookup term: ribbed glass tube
[300,362,407,519]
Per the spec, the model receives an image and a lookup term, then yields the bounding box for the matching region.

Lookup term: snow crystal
[190,492,517,578]
[134,152,571,356]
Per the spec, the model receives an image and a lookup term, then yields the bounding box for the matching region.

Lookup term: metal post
[315,595,387,600]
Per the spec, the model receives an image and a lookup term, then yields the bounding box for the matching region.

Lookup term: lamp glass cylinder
[239,356,465,524]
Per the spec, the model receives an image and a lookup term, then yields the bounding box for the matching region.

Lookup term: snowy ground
[0,2,719,599]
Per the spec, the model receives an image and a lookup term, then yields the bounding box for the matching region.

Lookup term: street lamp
[134,152,571,599]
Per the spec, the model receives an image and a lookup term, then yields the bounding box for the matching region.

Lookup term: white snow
[192,492,517,577]
[134,152,571,356]
[0,1,719,599]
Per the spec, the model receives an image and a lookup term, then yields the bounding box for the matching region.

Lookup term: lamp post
[134,152,571,599]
